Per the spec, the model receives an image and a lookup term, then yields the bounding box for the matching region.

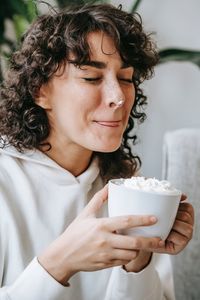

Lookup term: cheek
[124,85,135,104]
[53,102,94,132]
[126,94,135,114]
[123,95,135,126]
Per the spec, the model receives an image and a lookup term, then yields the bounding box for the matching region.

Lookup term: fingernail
[150,216,157,222]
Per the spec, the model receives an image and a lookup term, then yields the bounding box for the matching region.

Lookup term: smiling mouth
[94,121,121,127]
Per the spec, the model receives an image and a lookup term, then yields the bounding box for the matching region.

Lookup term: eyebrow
[73,60,132,70]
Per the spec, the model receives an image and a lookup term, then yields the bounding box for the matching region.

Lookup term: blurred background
[1,0,200,179]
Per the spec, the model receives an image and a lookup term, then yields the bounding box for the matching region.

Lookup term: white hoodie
[0,146,175,300]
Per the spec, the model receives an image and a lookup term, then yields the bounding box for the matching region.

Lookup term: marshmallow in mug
[124,176,180,194]
[108,177,182,240]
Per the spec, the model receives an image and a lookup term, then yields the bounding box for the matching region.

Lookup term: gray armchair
[162,128,200,300]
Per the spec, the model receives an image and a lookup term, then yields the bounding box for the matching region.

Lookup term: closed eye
[119,78,133,83]
[83,77,101,82]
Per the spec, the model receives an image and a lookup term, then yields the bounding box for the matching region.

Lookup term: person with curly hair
[0,3,194,300]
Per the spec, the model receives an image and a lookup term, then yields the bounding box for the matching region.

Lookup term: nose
[110,99,125,109]
[103,79,125,109]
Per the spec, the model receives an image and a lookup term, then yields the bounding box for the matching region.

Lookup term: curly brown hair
[0,3,158,181]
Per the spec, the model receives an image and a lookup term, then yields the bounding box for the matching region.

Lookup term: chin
[92,142,121,153]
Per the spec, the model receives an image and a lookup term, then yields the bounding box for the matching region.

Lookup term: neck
[41,140,93,177]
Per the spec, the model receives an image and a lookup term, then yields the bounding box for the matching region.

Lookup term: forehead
[55,31,131,76]
[86,31,121,61]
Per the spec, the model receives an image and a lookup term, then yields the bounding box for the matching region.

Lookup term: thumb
[82,184,108,217]
[180,193,187,201]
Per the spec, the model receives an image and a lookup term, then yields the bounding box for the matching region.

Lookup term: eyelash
[83,78,133,83]
[83,77,101,82]
[121,79,133,83]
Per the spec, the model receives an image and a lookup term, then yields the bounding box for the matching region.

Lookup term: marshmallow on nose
[115,99,124,108]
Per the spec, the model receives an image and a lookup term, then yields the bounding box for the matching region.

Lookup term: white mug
[108,179,181,240]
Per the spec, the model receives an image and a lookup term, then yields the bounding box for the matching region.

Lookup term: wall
[113,0,200,179]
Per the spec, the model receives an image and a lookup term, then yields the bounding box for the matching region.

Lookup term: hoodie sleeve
[0,258,68,300]
[104,254,175,300]
[0,255,175,300]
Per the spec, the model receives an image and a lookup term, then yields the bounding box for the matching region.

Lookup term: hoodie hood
[0,145,100,186]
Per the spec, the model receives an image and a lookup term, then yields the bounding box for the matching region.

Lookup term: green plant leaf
[56,0,108,9]
[9,0,29,18]
[159,49,200,67]
[57,0,84,7]
[130,0,142,13]
[27,0,38,22]
[13,15,30,41]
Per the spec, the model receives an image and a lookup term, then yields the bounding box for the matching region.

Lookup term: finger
[111,233,161,250]
[110,233,162,250]
[166,230,189,246]
[180,194,187,201]
[171,219,193,239]
[107,259,131,268]
[82,185,108,217]
[96,259,131,269]
[177,202,194,223]
[103,215,157,232]
[111,249,139,261]
[176,210,193,225]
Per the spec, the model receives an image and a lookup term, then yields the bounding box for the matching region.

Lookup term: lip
[94,120,121,127]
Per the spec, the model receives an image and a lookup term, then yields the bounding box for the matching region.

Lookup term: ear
[35,84,52,110]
